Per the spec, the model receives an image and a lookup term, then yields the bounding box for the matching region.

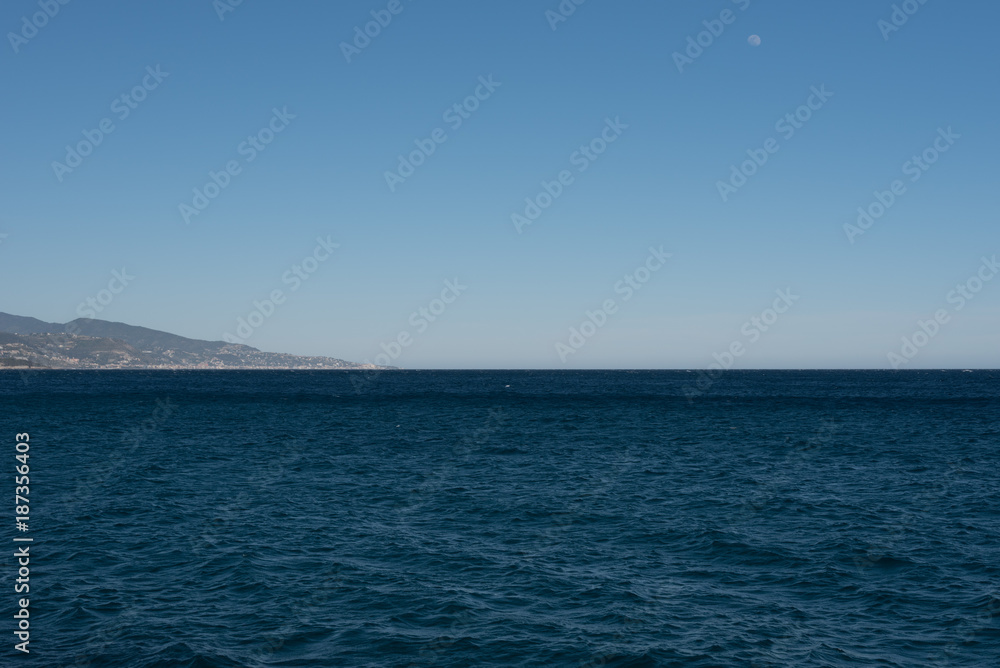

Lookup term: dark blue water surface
[3,370,999,667]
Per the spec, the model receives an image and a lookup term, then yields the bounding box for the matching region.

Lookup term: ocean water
[2,370,999,667]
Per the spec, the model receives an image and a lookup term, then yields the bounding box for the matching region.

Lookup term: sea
[2,370,998,667]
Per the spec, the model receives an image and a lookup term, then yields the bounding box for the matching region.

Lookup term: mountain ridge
[0,312,379,370]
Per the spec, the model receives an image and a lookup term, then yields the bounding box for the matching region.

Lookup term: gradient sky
[1,0,997,368]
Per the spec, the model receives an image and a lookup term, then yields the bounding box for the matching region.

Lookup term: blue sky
[1,0,997,368]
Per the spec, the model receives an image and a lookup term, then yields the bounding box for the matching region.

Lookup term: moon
[748,34,761,47]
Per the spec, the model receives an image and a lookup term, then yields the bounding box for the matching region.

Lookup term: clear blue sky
[1,0,997,368]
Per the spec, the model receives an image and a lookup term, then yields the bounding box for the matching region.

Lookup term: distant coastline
[0,366,388,371]
[0,312,388,371]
